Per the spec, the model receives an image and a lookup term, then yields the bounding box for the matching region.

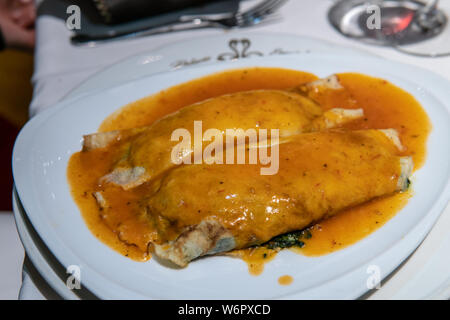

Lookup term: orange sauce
[295,191,412,256]
[67,148,152,261]
[99,68,318,132]
[67,67,431,267]
[227,247,278,276]
[278,275,294,286]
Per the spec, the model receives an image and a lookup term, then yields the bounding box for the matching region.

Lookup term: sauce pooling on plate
[278,275,294,286]
[67,67,431,270]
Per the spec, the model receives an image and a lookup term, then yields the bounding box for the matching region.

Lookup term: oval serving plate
[13,53,450,299]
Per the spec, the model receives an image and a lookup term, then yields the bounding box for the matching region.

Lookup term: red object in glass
[382,11,415,35]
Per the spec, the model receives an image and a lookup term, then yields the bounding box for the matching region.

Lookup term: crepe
[83,75,363,190]
[93,129,412,266]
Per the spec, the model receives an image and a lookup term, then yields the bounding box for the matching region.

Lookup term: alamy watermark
[171,121,280,175]
[366,4,382,30]
[366,264,381,290]
[66,264,81,290]
[66,5,81,30]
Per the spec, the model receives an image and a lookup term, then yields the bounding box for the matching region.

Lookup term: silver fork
[180,0,287,27]
[71,0,288,46]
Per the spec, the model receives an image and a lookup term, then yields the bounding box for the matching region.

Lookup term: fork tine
[240,0,287,23]
[255,13,283,26]
[264,0,288,14]
[235,0,286,27]
[250,0,288,18]
[240,12,283,28]
[237,0,280,19]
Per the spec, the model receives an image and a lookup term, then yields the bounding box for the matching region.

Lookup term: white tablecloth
[7,0,450,299]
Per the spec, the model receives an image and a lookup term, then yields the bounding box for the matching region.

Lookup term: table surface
[2,0,450,299]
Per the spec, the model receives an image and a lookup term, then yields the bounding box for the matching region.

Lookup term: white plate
[66,32,377,100]
[13,53,450,299]
[20,33,378,300]
[12,187,94,300]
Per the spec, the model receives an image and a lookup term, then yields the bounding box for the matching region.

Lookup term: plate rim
[65,31,380,100]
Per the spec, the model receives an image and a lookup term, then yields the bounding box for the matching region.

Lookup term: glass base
[328,0,449,55]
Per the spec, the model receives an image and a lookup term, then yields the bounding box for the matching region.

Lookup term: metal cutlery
[71,0,287,46]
